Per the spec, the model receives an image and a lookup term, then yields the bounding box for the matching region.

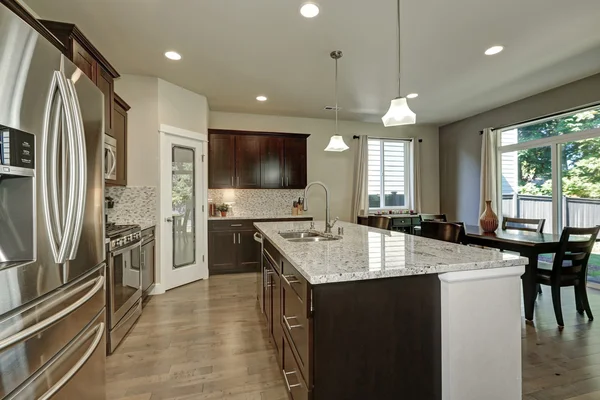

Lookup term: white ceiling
[25,0,600,125]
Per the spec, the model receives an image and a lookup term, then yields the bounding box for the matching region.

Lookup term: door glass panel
[172,146,196,269]
[500,146,554,233]
[560,137,600,287]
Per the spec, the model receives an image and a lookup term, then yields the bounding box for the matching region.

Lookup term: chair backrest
[368,215,391,230]
[420,214,447,222]
[420,221,465,244]
[502,217,545,233]
[357,216,369,226]
[551,226,600,278]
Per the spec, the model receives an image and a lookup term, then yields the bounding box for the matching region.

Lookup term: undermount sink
[288,236,341,243]
[279,231,320,239]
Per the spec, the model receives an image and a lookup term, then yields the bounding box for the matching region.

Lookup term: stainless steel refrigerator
[0,4,106,399]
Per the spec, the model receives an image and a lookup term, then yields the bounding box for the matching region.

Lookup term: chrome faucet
[304,181,339,234]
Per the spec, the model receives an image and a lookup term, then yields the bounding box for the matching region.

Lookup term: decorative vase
[220,211,227,217]
[479,200,499,232]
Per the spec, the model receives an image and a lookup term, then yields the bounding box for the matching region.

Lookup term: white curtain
[410,139,422,213]
[479,128,501,217]
[351,135,369,222]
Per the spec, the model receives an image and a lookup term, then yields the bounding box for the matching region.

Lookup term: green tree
[516,109,600,199]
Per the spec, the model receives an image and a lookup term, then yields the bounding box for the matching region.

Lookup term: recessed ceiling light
[300,2,319,18]
[164,51,182,60]
[256,95,268,102]
[484,46,504,56]
[406,93,419,99]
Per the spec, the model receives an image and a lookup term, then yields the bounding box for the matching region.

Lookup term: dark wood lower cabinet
[208,218,312,275]
[208,231,238,274]
[260,237,442,400]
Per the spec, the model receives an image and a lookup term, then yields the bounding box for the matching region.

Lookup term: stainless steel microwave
[104,134,117,180]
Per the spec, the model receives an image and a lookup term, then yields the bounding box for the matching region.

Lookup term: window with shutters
[368,138,412,210]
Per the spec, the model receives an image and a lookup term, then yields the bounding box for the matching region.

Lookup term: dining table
[464,225,563,321]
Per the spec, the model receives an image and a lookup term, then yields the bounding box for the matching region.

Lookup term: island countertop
[254,220,528,285]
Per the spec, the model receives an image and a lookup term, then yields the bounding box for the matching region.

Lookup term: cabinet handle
[231,176,234,186]
[233,233,236,244]
[282,274,301,286]
[238,233,241,243]
[281,176,284,187]
[237,176,240,187]
[230,224,242,227]
[286,176,289,186]
[283,315,302,330]
[283,369,302,391]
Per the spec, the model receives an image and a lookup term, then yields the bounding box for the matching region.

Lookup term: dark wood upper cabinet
[208,134,235,188]
[284,137,307,189]
[108,94,129,186]
[260,137,284,188]
[235,135,261,188]
[208,129,309,189]
[39,21,120,138]
[71,40,96,83]
[96,67,114,136]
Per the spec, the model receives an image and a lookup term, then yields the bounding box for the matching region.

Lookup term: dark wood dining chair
[420,221,465,244]
[536,226,600,328]
[357,216,369,226]
[420,214,447,222]
[501,217,546,294]
[368,215,391,230]
[502,217,545,233]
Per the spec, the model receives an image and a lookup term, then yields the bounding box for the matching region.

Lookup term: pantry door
[160,125,208,291]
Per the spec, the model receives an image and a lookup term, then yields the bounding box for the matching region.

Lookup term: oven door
[108,240,141,329]
[104,135,117,181]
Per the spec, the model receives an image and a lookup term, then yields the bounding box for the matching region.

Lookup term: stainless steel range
[106,223,142,354]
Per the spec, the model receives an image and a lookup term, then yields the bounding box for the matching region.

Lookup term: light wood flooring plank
[108,272,600,399]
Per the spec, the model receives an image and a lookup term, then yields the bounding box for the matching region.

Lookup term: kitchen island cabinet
[255,221,528,400]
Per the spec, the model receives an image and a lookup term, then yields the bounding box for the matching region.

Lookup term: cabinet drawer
[209,219,255,231]
[282,279,310,383]
[281,259,309,310]
[264,239,281,273]
[283,335,311,400]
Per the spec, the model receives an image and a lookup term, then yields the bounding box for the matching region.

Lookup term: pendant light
[381,0,416,127]
[324,50,349,152]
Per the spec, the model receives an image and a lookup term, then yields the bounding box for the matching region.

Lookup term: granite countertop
[208,214,312,221]
[254,221,528,285]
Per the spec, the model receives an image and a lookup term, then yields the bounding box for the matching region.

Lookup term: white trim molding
[159,124,208,142]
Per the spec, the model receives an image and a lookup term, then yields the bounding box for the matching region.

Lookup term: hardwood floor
[107,273,600,400]
[106,273,287,400]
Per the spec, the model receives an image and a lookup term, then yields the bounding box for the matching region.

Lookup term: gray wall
[439,72,600,225]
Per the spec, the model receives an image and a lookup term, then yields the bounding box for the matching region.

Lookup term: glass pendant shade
[324,135,349,152]
[382,97,416,127]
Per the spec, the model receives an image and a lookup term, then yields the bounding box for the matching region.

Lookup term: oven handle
[111,240,142,257]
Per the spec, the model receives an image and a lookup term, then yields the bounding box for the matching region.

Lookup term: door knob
[165,217,173,222]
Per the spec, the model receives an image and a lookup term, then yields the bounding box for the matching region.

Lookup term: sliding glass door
[498,106,600,286]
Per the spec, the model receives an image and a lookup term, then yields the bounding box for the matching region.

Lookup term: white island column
[438,265,525,400]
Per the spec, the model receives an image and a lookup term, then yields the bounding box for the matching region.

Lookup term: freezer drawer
[0,264,105,397]
[4,309,106,400]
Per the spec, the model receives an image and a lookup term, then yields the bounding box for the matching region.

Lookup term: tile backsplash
[208,189,304,217]
[105,186,157,228]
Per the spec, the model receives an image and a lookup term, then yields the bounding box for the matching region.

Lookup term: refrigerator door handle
[37,322,105,400]
[65,76,88,261]
[54,71,79,264]
[41,71,70,264]
[0,274,104,352]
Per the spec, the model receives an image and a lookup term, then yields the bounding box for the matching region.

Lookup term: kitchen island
[254,220,528,400]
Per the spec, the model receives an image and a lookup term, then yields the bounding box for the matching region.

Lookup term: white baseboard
[149,283,166,295]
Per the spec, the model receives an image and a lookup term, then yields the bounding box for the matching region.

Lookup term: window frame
[367,138,413,211]
[497,106,600,233]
